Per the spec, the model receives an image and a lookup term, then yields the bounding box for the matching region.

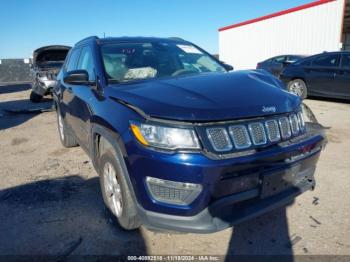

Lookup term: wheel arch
[90,123,127,170]
[90,123,140,209]
[290,77,307,86]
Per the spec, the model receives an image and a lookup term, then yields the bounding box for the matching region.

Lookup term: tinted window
[77,46,95,81]
[273,56,286,63]
[312,54,339,67]
[298,59,311,66]
[287,56,303,63]
[66,48,81,72]
[341,54,350,69]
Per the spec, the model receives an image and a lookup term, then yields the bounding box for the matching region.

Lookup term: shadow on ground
[0,83,54,130]
[226,207,295,260]
[0,173,298,257]
[0,98,53,130]
[0,176,146,256]
[0,83,31,94]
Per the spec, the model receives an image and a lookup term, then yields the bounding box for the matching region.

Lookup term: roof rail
[75,36,99,46]
[168,37,185,41]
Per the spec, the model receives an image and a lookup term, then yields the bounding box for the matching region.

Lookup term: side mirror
[221,62,234,71]
[64,70,90,85]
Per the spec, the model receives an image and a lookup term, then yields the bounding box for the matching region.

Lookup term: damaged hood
[108,70,301,122]
[32,45,71,68]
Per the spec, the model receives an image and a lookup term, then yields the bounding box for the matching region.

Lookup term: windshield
[101,42,226,83]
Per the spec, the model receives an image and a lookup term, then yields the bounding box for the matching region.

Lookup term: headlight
[130,121,200,150]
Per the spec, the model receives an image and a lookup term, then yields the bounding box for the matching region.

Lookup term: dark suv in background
[281,51,350,100]
[54,36,326,233]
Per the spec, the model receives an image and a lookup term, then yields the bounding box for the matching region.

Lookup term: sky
[0,0,314,58]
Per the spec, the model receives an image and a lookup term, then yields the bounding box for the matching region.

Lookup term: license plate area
[260,164,315,199]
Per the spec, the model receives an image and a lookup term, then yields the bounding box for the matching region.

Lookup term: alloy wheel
[289,80,305,97]
[103,162,123,217]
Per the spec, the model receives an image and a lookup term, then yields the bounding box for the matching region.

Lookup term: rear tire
[99,146,140,230]
[287,79,308,99]
[29,91,43,103]
[56,105,78,148]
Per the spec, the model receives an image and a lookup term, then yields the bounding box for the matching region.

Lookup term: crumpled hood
[108,70,300,122]
[32,45,71,68]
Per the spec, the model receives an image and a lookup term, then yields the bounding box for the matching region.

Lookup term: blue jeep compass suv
[54,36,326,233]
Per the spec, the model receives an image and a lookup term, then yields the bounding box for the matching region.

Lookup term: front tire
[30,91,43,103]
[287,79,308,99]
[56,105,78,148]
[99,149,140,230]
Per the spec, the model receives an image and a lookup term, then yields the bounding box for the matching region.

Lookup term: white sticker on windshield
[177,45,202,54]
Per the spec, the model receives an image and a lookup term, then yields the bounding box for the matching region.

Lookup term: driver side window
[66,48,81,72]
[77,46,96,81]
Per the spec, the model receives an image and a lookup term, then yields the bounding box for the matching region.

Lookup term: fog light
[145,177,202,205]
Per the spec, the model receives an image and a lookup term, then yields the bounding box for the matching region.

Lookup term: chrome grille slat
[206,127,232,152]
[279,117,292,139]
[229,125,251,149]
[265,120,281,142]
[297,111,305,130]
[248,122,267,145]
[289,114,300,135]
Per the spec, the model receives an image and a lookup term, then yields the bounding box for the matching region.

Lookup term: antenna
[103,32,106,38]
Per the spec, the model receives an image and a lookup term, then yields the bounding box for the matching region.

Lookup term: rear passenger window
[273,56,286,63]
[312,54,339,67]
[66,48,81,72]
[341,54,350,69]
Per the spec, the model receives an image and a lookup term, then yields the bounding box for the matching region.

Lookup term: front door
[304,53,340,96]
[67,45,97,147]
[334,53,350,99]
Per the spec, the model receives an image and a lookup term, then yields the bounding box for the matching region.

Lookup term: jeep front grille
[205,113,304,153]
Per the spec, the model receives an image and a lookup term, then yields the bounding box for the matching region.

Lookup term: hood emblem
[262,106,277,113]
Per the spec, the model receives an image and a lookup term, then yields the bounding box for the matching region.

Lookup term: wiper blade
[108,79,120,84]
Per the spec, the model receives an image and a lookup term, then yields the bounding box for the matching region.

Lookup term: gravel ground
[0,84,349,257]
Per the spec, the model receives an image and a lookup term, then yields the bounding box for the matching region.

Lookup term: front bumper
[138,175,313,233]
[32,77,57,96]
[123,124,326,233]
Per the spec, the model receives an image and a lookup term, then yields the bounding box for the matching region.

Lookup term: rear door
[334,53,350,99]
[304,53,340,96]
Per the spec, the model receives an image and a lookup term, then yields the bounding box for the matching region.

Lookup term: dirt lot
[0,84,350,257]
